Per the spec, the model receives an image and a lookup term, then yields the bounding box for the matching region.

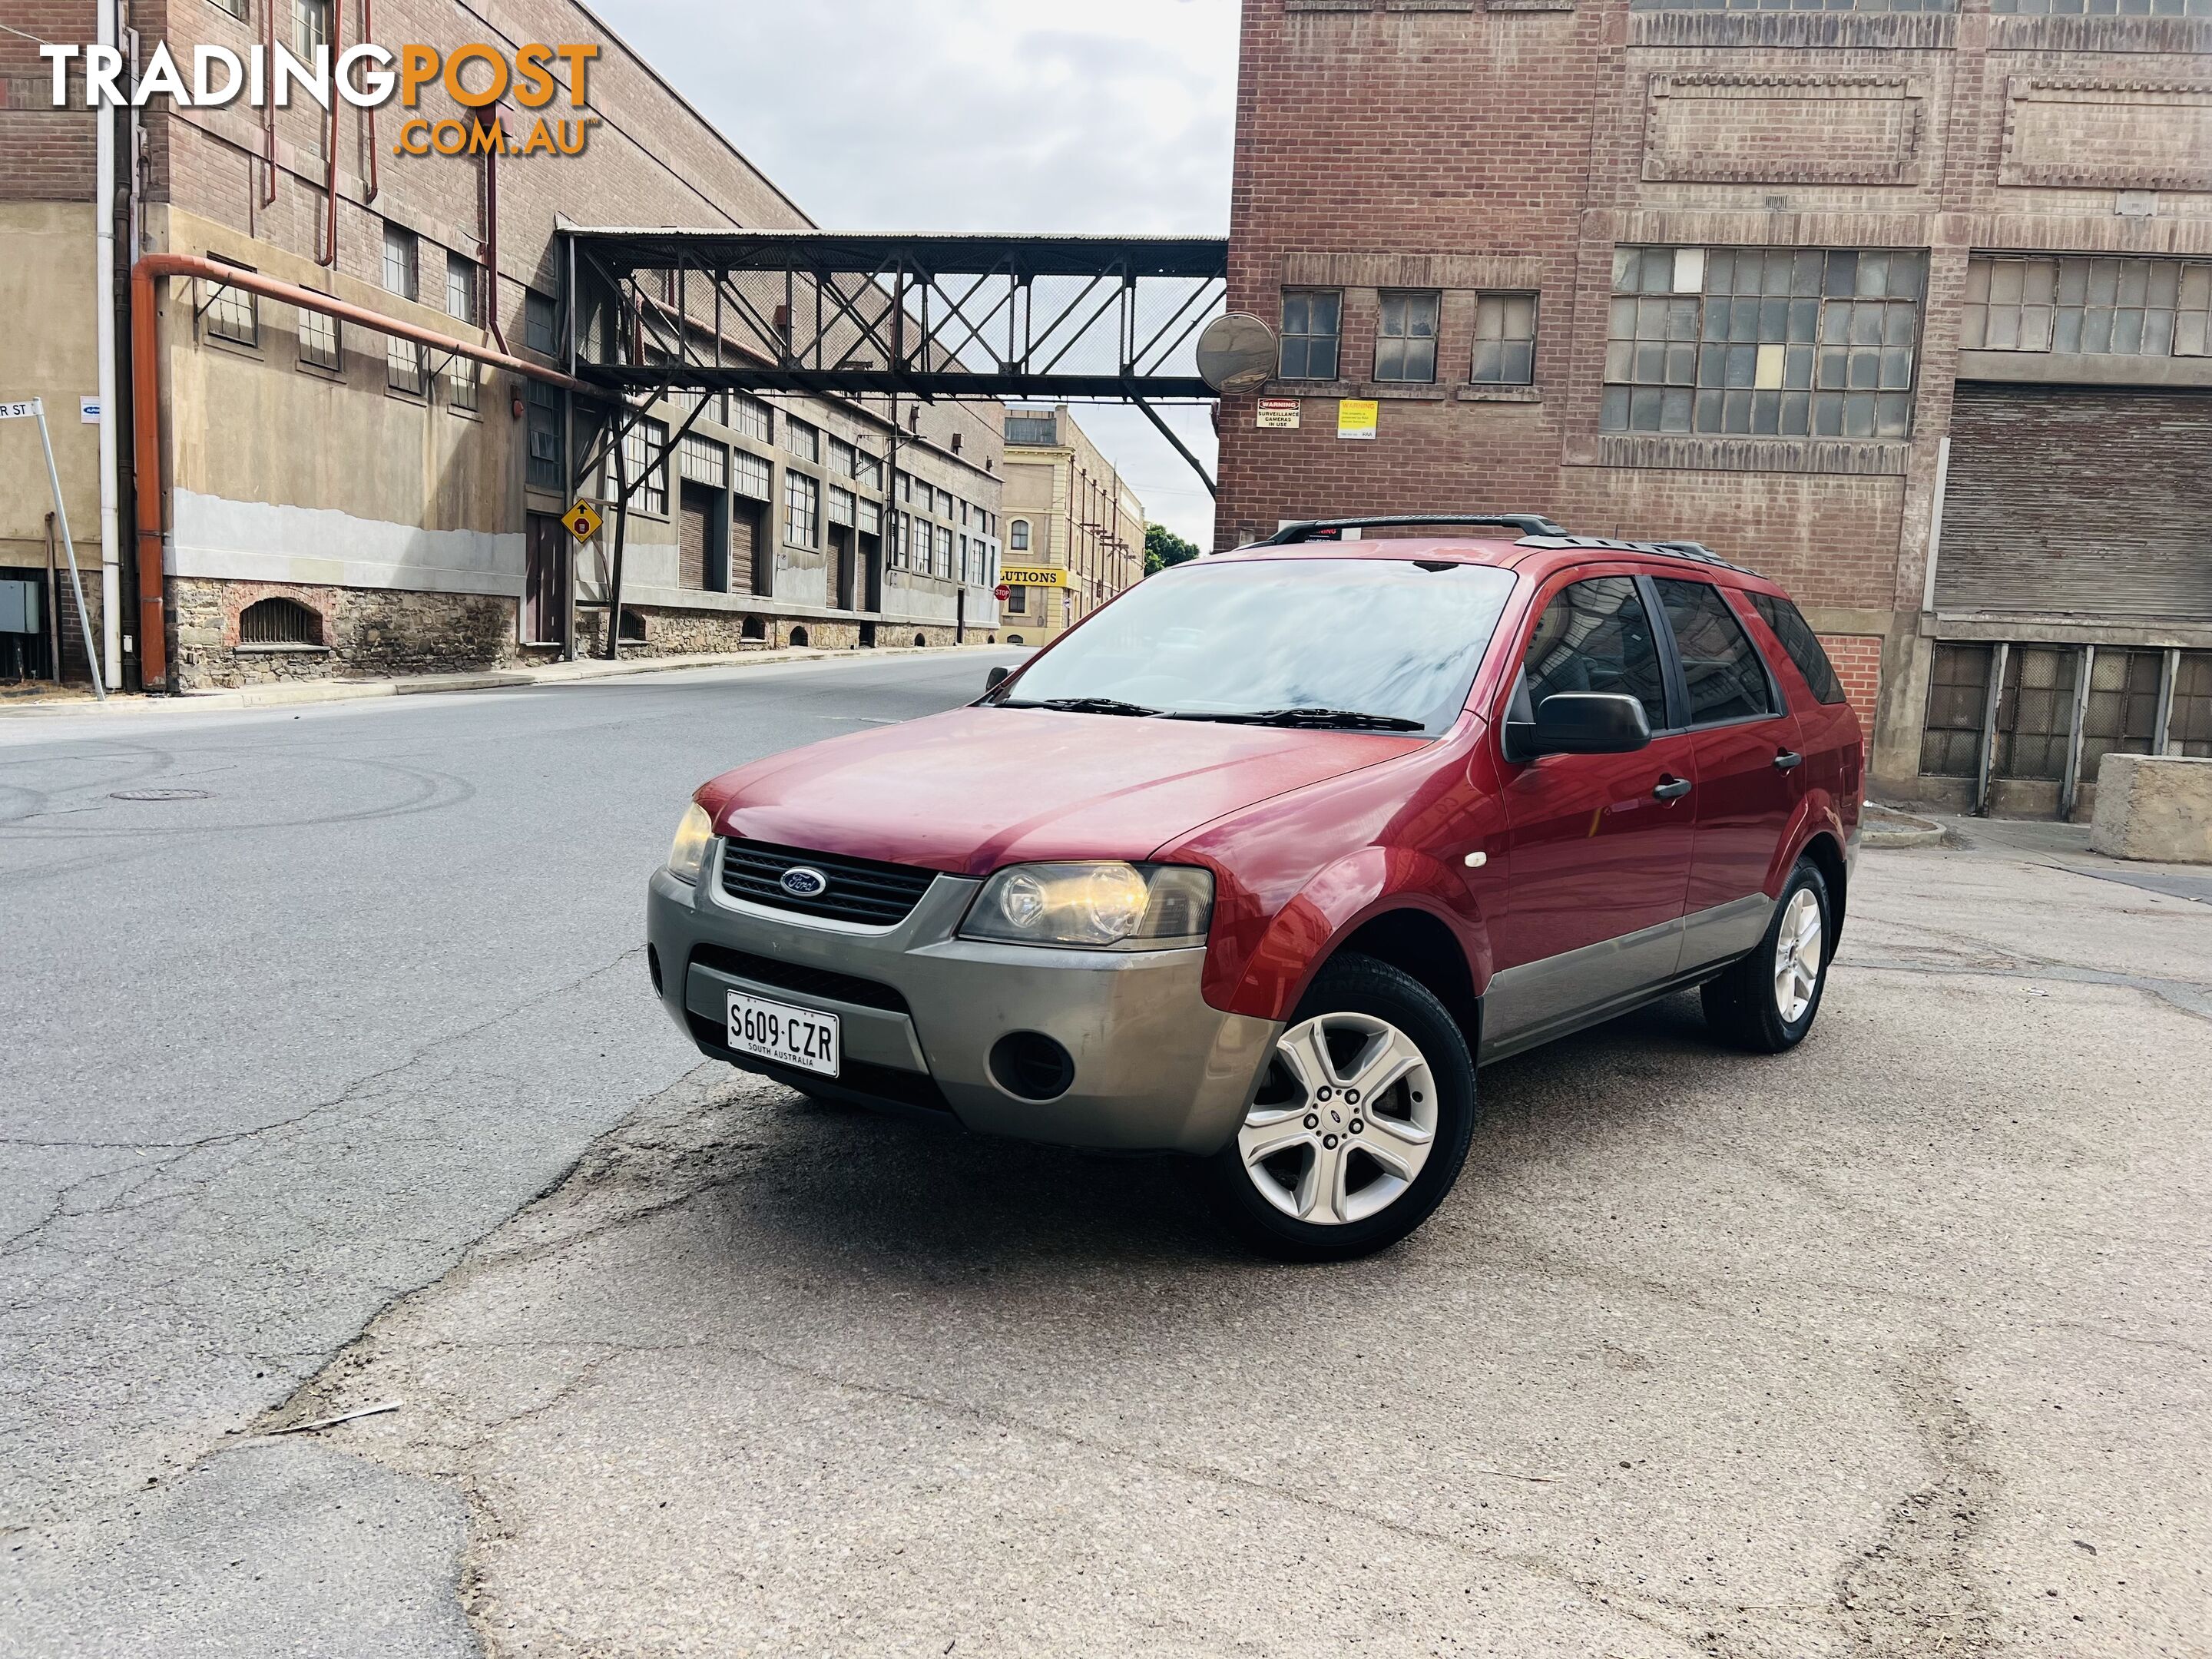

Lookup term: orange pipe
[131,252,590,691]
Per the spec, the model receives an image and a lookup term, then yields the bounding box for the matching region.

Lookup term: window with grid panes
[1604,245,1926,439]
[784,471,819,546]
[1992,646,2077,781]
[386,337,426,395]
[298,306,339,369]
[1279,291,1342,381]
[526,381,561,489]
[525,291,556,355]
[1471,293,1537,385]
[2171,652,2212,758]
[1374,291,1440,383]
[725,394,770,444]
[209,0,248,18]
[445,251,475,325]
[1994,0,2207,14]
[624,419,668,515]
[937,524,954,578]
[679,433,726,488]
[731,449,770,502]
[1919,644,1993,777]
[292,0,328,57]
[382,224,418,301]
[827,436,856,478]
[1634,0,1955,9]
[447,356,478,412]
[1963,256,2212,356]
[204,265,257,346]
[2080,648,2164,777]
[784,417,820,463]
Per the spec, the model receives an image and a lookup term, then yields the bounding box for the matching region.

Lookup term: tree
[1144,522,1200,577]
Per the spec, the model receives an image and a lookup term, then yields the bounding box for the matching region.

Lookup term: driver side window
[1515,576,1668,730]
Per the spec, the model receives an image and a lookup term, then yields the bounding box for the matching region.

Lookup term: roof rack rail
[1513,533,1754,575]
[1255,512,1567,545]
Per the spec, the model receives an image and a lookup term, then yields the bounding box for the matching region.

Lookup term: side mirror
[985,664,1011,692]
[1507,692,1651,759]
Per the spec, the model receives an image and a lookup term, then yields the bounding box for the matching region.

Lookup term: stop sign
[994,584,1011,601]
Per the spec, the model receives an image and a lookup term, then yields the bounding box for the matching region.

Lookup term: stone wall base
[170,577,540,690]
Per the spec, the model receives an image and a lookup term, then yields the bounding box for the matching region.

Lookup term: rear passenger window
[1747,591,1849,705]
[1654,579,1775,725]
[1518,577,1668,731]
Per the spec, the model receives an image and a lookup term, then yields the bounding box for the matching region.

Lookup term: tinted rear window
[1654,578,1776,725]
[1747,592,1849,705]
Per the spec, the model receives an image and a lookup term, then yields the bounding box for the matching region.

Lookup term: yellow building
[997,406,1143,647]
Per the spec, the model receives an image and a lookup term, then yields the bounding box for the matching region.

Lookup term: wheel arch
[1316,906,1482,1060]
[1796,828,1848,954]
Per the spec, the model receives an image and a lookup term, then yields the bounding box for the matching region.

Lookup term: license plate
[725,989,841,1078]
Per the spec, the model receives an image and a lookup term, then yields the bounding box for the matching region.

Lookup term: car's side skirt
[1477,893,1777,1066]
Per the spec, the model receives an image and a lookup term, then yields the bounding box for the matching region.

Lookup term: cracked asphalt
[7,664,2211,1657]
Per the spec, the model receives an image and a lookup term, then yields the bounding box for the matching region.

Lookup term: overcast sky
[586,0,1240,548]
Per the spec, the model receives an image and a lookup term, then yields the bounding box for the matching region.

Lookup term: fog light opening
[988,1031,1075,1101]
[647,943,664,996]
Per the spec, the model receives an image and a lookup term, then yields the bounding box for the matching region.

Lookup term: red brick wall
[0,1,97,201]
[1820,633,1883,737]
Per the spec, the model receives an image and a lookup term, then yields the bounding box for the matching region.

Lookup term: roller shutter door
[1937,384,2212,619]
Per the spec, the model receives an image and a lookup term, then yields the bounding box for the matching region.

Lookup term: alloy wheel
[1773,886,1824,1024]
[1236,1012,1438,1225]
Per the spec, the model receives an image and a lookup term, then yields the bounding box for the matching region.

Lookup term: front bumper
[644,846,1280,1154]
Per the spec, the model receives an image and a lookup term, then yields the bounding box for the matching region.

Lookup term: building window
[854,449,882,491]
[784,417,820,464]
[386,336,426,396]
[1603,245,1926,439]
[936,488,954,518]
[936,523,954,579]
[1009,519,1031,552]
[1005,411,1057,445]
[382,224,418,302]
[525,290,556,356]
[724,393,771,444]
[204,265,258,346]
[784,471,820,547]
[1992,647,2077,782]
[1994,0,2204,12]
[291,0,328,58]
[298,306,339,369]
[1919,644,1992,778]
[526,381,561,491]
[1962,255,2212,358]
[240,596,321,646]
[623,419,668,515]
[1374,290,1440,384]
[445,251,476,326]
[827,436,856,478]
[1470,292,1538,386]
[1279,290,1342,381]
[2081,648,2164,778]
[1632,0,1957,10]
[2171,652,2212,758]
[447,357,478,413]
[731,449,771,502]
[679,432,727,488]
[209,0,248,18]
[1005,584,1027,614]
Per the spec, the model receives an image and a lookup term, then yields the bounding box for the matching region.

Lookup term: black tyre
[1204,953,1477,1263]
[1700,859,1832,1054]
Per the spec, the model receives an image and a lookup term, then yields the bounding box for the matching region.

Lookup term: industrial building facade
[996,405,1146,647]
[1,0,1002,695]
[1220,0,2212,816]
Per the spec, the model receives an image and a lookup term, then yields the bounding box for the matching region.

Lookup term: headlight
[960,862,1214,949]
[666,801,714,884]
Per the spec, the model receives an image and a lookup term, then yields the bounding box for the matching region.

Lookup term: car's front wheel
[1204,954,1476,1262]
[1701,858,1832,1053]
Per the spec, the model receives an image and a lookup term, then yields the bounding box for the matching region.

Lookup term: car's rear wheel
[1205,954,1476,1262]
[1701,859,1831,1053]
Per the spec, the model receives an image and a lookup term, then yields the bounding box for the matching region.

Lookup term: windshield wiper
[1168,707,1427,731]
[997,696,1162,717]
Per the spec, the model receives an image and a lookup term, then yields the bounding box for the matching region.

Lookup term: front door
[827,525,853,609]
[523,514,568,647]
[1651,577,1804,971]
[1486,572,1700,1049]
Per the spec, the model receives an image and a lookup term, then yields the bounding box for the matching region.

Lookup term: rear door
[1486,571,1700,1050]
[1650,576,1804,972]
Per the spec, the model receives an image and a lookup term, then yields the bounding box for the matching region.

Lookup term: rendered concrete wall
[2089,754,2212,865]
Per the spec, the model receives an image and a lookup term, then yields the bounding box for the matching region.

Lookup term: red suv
[647,514,1863,1260]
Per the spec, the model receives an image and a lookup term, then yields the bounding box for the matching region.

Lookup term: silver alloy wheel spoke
[1773,888,1824,1023]
[1237,1010,1439,1227]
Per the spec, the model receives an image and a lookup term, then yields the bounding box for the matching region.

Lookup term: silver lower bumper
[644,852,1280,1155]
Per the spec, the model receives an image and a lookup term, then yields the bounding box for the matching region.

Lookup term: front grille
[689,943,909,1015]
[719,838,939,926]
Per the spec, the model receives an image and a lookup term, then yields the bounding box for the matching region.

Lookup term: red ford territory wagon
[647,514,1865,1260]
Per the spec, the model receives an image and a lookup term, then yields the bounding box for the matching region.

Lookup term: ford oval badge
[780,866,829,899]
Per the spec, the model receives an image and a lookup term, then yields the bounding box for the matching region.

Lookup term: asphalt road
[7,661,2211,1657]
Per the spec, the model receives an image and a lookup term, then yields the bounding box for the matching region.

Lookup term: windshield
[993,557,1518,735]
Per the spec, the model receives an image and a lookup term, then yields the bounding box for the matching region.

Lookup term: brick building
[1220,0,2212,816]
[1,0,1002,693]
[997,405,1145,647]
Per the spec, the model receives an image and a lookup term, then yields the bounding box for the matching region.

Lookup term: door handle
[1652,776,1692,801]
[1773,750,1804,772]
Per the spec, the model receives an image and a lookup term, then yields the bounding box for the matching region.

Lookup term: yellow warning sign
[1336,399,1378,441]
[561,501,603,542]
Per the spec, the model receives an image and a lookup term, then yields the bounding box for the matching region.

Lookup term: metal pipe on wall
[94,0,121,688]
[129,253,590,690]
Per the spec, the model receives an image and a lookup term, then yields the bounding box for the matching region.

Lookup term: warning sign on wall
[1256,398,1300,429]
[1336,399,1378,440]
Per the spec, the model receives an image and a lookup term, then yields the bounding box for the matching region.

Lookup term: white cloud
[584,0,1237,546]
